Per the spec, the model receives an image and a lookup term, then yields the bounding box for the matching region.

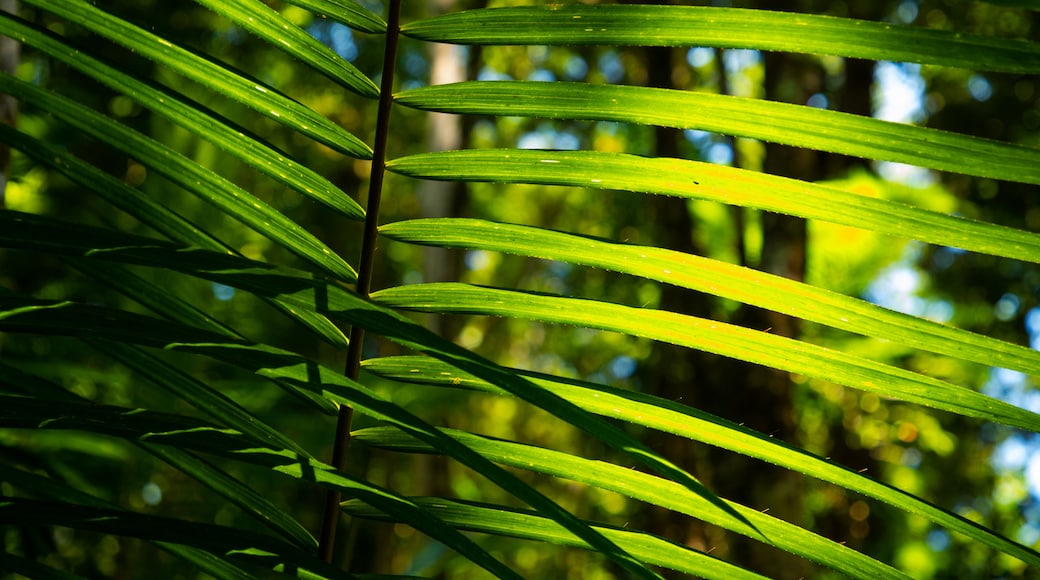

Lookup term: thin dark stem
[318,0,402,564]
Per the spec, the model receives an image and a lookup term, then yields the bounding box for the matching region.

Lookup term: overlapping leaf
[0,13,365,220]
[0,124,348,348]
[0,75,357,284]
[353,425,909,579]
[193,0,378,98]
[361,355,1040,569]
[0,292,664,578]
[281,0,386,33]
[342,497,768,580]
[21,0,371,158]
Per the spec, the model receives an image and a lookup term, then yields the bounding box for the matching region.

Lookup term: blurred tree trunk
[418,0,469,337]
[637,39,766,571]
[745,0,879,565]
[415,0,470,529]
[357,0,474,574]
[634,1,879,576]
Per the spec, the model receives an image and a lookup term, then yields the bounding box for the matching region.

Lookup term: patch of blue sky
[706,142,733,165]
[995,293,1022,322]
[211,283,235,302]
[305,21,357,62]
[893,1,919,24]
[875,162,937,188]
[806,93,829,109]
[723,49,761,76]
[564,55,588,81]
[609,355,637,380]
[518,125,580,150]
[598,50,625,84]
[686,47,715,69]
[477,66,512,81]
[528,68,556,82]
[874,62,926,124]
[968,74,993,102]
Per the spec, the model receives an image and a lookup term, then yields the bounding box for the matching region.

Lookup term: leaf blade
[395,81,1040,185]
[361,355,1040,569]
[281,0,387,33]
[371,282,1040,432]
[0,75,358,284]
[353,426,909,580]
[380,218,1040,377]
[0,12,365,220]
[343,497,769,580]
[387,150,1040,264]
[402,5,1040,73]
[22,0,372,158]
[193,0,379,98]
[0,126,349,348]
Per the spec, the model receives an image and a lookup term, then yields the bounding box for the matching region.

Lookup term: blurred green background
[2,0,1039,577]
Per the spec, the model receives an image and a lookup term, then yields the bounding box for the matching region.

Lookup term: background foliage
[1,0,1040,578]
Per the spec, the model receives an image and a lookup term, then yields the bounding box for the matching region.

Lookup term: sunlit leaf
[403,5,1040,73]
[381,218,1040,376]
[395,81,1040,185]
[0,126,349,348]
[361,355,1040,569]
[387,150,1040,264]
[343,497,768,580]
[281,0,387,33]
[353,425,908,579]
[372,283,1040,432]
[193,0,379,98]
